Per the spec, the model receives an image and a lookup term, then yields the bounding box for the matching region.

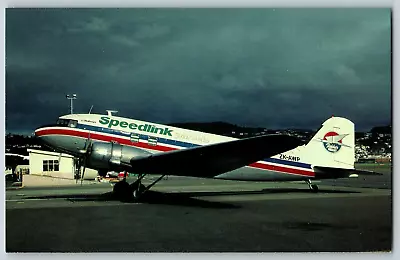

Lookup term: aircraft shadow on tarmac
[171,188,360,197]
[23,191,239,209]
[22,187,359,208]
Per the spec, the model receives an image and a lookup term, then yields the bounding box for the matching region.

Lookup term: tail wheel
[310,184,319,193]
[306,179,319,193]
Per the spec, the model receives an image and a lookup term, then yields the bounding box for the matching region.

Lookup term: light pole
[66,94,77,114]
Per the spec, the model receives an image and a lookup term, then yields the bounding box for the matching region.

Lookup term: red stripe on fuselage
[249,162,315,177]
[36,128,315,177]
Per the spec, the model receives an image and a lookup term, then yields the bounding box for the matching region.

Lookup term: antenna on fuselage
[88,105,94,114]
[106,110,118,116]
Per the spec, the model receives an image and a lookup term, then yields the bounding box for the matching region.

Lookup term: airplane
[34,111,381,201]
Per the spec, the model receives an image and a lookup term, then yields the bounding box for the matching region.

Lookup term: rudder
[302,116,355,169]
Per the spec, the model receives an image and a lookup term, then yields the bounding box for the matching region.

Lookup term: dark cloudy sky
[6,8,391,134]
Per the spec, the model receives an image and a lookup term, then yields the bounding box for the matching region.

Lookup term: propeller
[80,148,89,185]
[77,131,92,185]
[75,158,81,184]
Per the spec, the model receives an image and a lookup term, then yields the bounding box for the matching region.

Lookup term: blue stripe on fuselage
[264,158,311,169]
[75,123,311,169]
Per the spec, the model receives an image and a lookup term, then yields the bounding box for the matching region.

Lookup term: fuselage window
[148,136,158,146]
[130,133,140,143]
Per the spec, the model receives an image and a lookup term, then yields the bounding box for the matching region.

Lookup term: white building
[27,149,97,180]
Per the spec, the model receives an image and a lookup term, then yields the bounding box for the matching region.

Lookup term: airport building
[27,149,97,180]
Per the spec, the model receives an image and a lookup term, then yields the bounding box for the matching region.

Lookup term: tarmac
[5,170,392,253]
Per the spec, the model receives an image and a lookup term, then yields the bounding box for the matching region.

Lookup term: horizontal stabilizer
[313,166,383,179]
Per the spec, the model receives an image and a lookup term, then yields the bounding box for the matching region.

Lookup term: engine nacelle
[86,142,152,170]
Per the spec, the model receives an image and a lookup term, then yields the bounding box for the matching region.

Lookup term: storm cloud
[5,8,391,134]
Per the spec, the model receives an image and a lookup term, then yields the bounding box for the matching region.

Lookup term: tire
[311,184,319,193]
[132,183,146,200]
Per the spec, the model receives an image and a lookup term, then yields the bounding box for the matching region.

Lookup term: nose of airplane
[34,127,44,143]
[34,126,50,145]
[34,127,45,139]
[34,126,63,153]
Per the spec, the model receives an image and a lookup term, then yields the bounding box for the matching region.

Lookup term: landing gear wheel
[113,181,132,201]
[310,184,319,193]
[131,183,146,200]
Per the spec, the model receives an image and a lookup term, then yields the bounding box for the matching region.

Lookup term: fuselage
[34,113,315,181]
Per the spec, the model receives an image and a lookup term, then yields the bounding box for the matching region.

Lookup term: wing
[313,166,383,179]
[114,134,303,178]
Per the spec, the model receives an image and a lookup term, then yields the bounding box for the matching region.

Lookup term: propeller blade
[75,158,81,184]
[78,133,92,185]
[80,163,86,185]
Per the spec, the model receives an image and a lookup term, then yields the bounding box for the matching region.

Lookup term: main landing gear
[306,179,319,193]
[113,173,166,202]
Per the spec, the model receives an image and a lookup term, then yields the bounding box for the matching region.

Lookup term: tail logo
[321,132,347,153]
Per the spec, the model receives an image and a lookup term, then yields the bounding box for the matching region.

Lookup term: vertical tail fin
[302,116,355,169]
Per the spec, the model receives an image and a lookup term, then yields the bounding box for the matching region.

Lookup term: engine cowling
[86,142,152,170]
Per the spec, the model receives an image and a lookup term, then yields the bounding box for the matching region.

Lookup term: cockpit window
[68,120,78,128]
[56,119,69,126]
[56,119,78,128]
